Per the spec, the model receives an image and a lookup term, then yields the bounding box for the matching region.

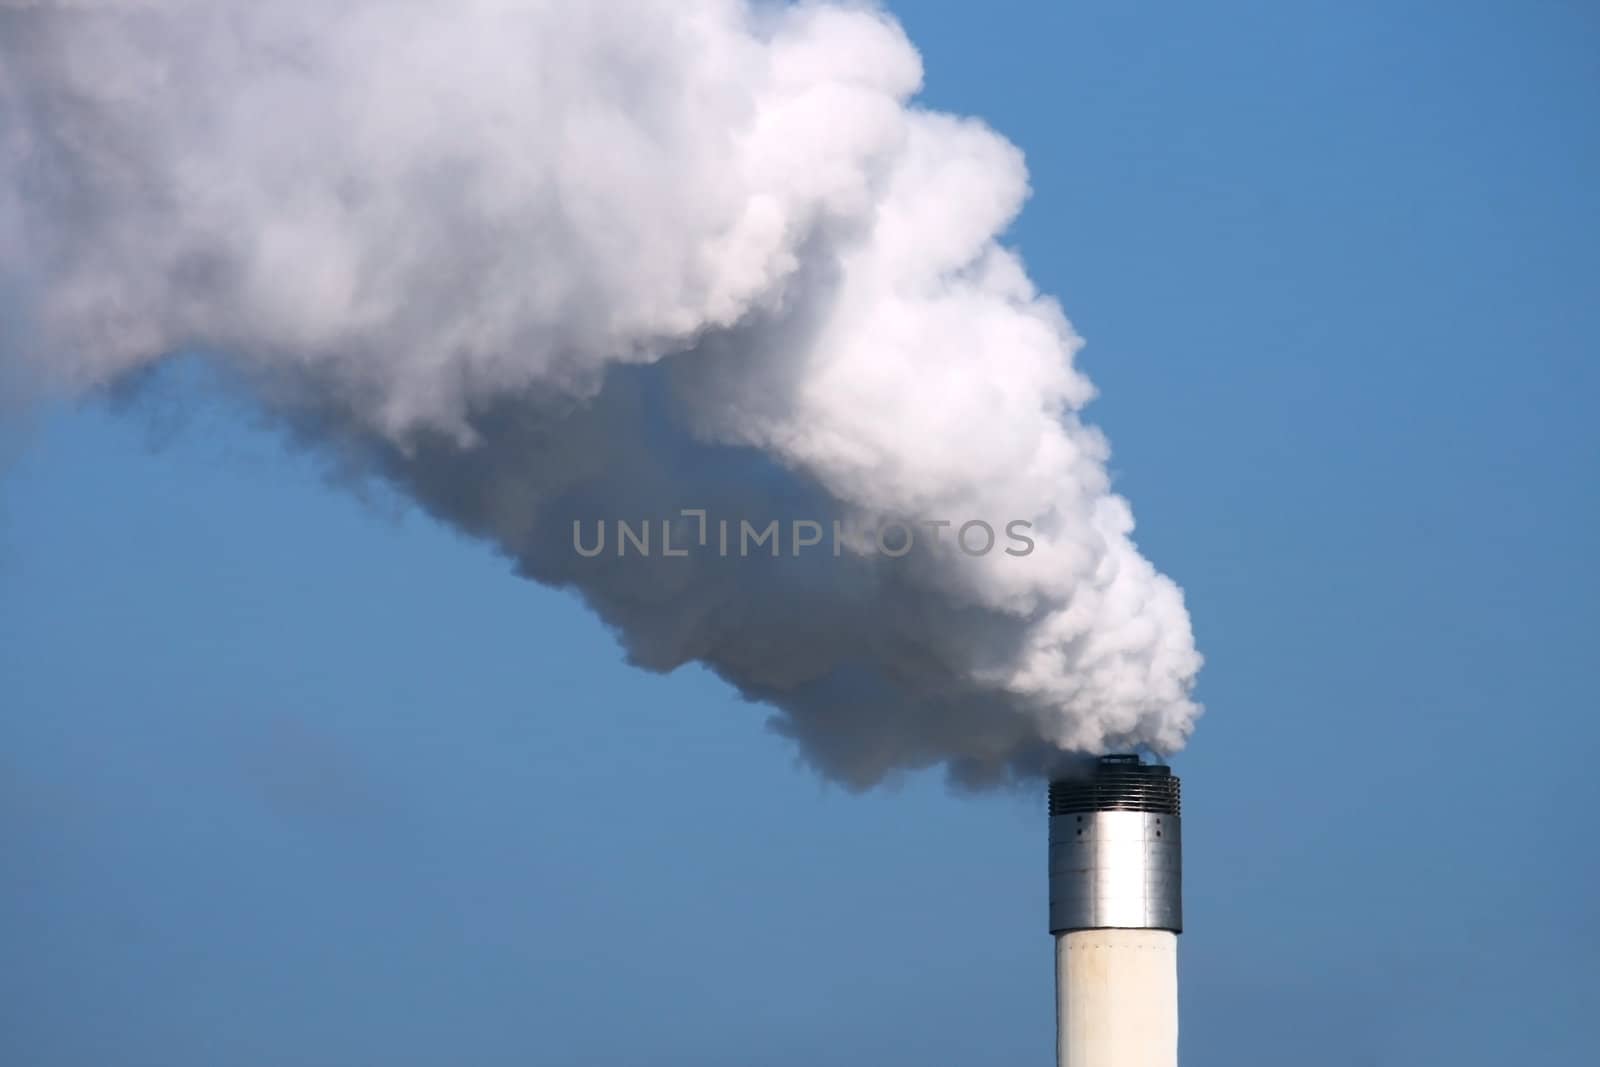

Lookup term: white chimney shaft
[1056,930,1178,1065]
[1048,757,1182,1067]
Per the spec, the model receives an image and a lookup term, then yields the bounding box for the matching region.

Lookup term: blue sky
[3,2,1597,1064]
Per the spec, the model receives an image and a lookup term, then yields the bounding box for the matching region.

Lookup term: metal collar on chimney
[1048,757,1183,934]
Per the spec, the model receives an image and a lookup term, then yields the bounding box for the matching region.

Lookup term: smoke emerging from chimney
[0,0,1201,787]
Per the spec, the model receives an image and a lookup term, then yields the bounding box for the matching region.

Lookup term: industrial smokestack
[1048,755,1182,1066]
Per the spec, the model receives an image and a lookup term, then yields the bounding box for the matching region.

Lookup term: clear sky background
[3,1,1597,1064]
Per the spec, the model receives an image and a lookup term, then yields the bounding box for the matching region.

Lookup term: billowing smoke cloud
[0,0,1201,787]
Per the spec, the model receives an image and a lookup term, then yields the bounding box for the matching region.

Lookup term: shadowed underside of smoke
[269,352,1062,789]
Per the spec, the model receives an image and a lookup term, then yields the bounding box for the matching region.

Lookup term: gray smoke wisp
[0,0,1201,787]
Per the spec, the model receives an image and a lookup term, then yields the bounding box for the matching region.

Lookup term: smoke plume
[0,0,1201,787]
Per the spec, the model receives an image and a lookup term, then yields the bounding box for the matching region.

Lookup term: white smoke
[0,0,1201,787]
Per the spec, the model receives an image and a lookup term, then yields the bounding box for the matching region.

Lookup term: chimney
[1048,755,1182,1066]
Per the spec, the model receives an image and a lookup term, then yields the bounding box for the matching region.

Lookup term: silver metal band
[1048,757,1183,934]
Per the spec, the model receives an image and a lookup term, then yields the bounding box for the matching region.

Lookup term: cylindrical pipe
[1056,930,1178,1066]
[1048,756,1182,1067]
